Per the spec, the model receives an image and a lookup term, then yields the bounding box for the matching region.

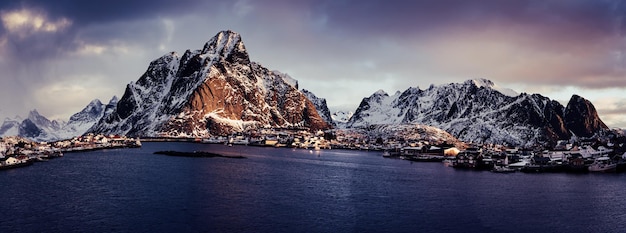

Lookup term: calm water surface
[2,142,626,233]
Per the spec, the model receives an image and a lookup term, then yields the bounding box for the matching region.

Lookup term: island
[153,151,246,159]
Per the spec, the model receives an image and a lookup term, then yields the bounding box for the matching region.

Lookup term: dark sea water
[2,142,626,233]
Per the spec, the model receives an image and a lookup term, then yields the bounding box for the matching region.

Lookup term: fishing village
[198,127,626,174]
[168,126,626,174]
[2,126,626,174]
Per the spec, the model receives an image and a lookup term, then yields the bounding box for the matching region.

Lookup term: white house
[1,157,18,166]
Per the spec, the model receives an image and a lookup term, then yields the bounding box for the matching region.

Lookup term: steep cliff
[564,95,608,137]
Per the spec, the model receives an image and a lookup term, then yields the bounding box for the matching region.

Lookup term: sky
[0,0,625,127]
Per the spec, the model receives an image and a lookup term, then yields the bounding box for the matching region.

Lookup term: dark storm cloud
[4,0,621,62]
[0,0,216,62]
[1,0,625,126]
[313,0,624,38]
[3,0,209,25]
[0,0,220,120]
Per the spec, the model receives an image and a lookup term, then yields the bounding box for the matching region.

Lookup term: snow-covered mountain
[0,97,115,141]
[68,99,105,123]
[331,111,354,129]
[22,110,63,141]
[332,111,353,123]
[88,30,331,137]
[0,110,63,141]
[56,97,117,139]
[0,116,22,138]
[301,89,333,126]
[347,79,608,147]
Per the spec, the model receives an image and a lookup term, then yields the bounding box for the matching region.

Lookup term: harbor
[3,125,626,176]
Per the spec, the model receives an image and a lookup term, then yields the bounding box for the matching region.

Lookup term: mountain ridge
[346,79,608,147]
[0,97,116,141]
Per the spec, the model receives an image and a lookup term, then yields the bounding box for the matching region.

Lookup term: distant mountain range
[0,30,609,147]
[0,97,116,141]
[331,111,354,128]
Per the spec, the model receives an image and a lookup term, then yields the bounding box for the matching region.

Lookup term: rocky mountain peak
[463,78,518,97]
[89,30,331,137]
[466,78,495,88]
[108,96,119,106]
[19,119,42,138]
[564,94,608,137]
[201,30,249,65]
[28,109,42,119]
[88,99,103,106]
[69,99,105,122]
[27,109,60,131]
[373,89,388,96]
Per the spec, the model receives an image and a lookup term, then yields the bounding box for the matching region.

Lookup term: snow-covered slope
[470,79,518,97]
[331,111,354,129]
[21,110,63,141]
[373,124,462,146]
[332,111,353,123]
[0,116,22,138]
[89,30,331,137]
[0,110,64,142]
[56,97,117,139]
[347,79,607,147]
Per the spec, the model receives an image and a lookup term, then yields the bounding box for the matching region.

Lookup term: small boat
[382,151,391,157]
[507,157,530,170]
[492,165,516,173]
[50,151,64,158]
[588,157,617,172]
[492,156,516,173]
[0,157,34,170]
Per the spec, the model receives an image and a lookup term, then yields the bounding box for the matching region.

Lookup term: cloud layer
[0,0,625,127]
